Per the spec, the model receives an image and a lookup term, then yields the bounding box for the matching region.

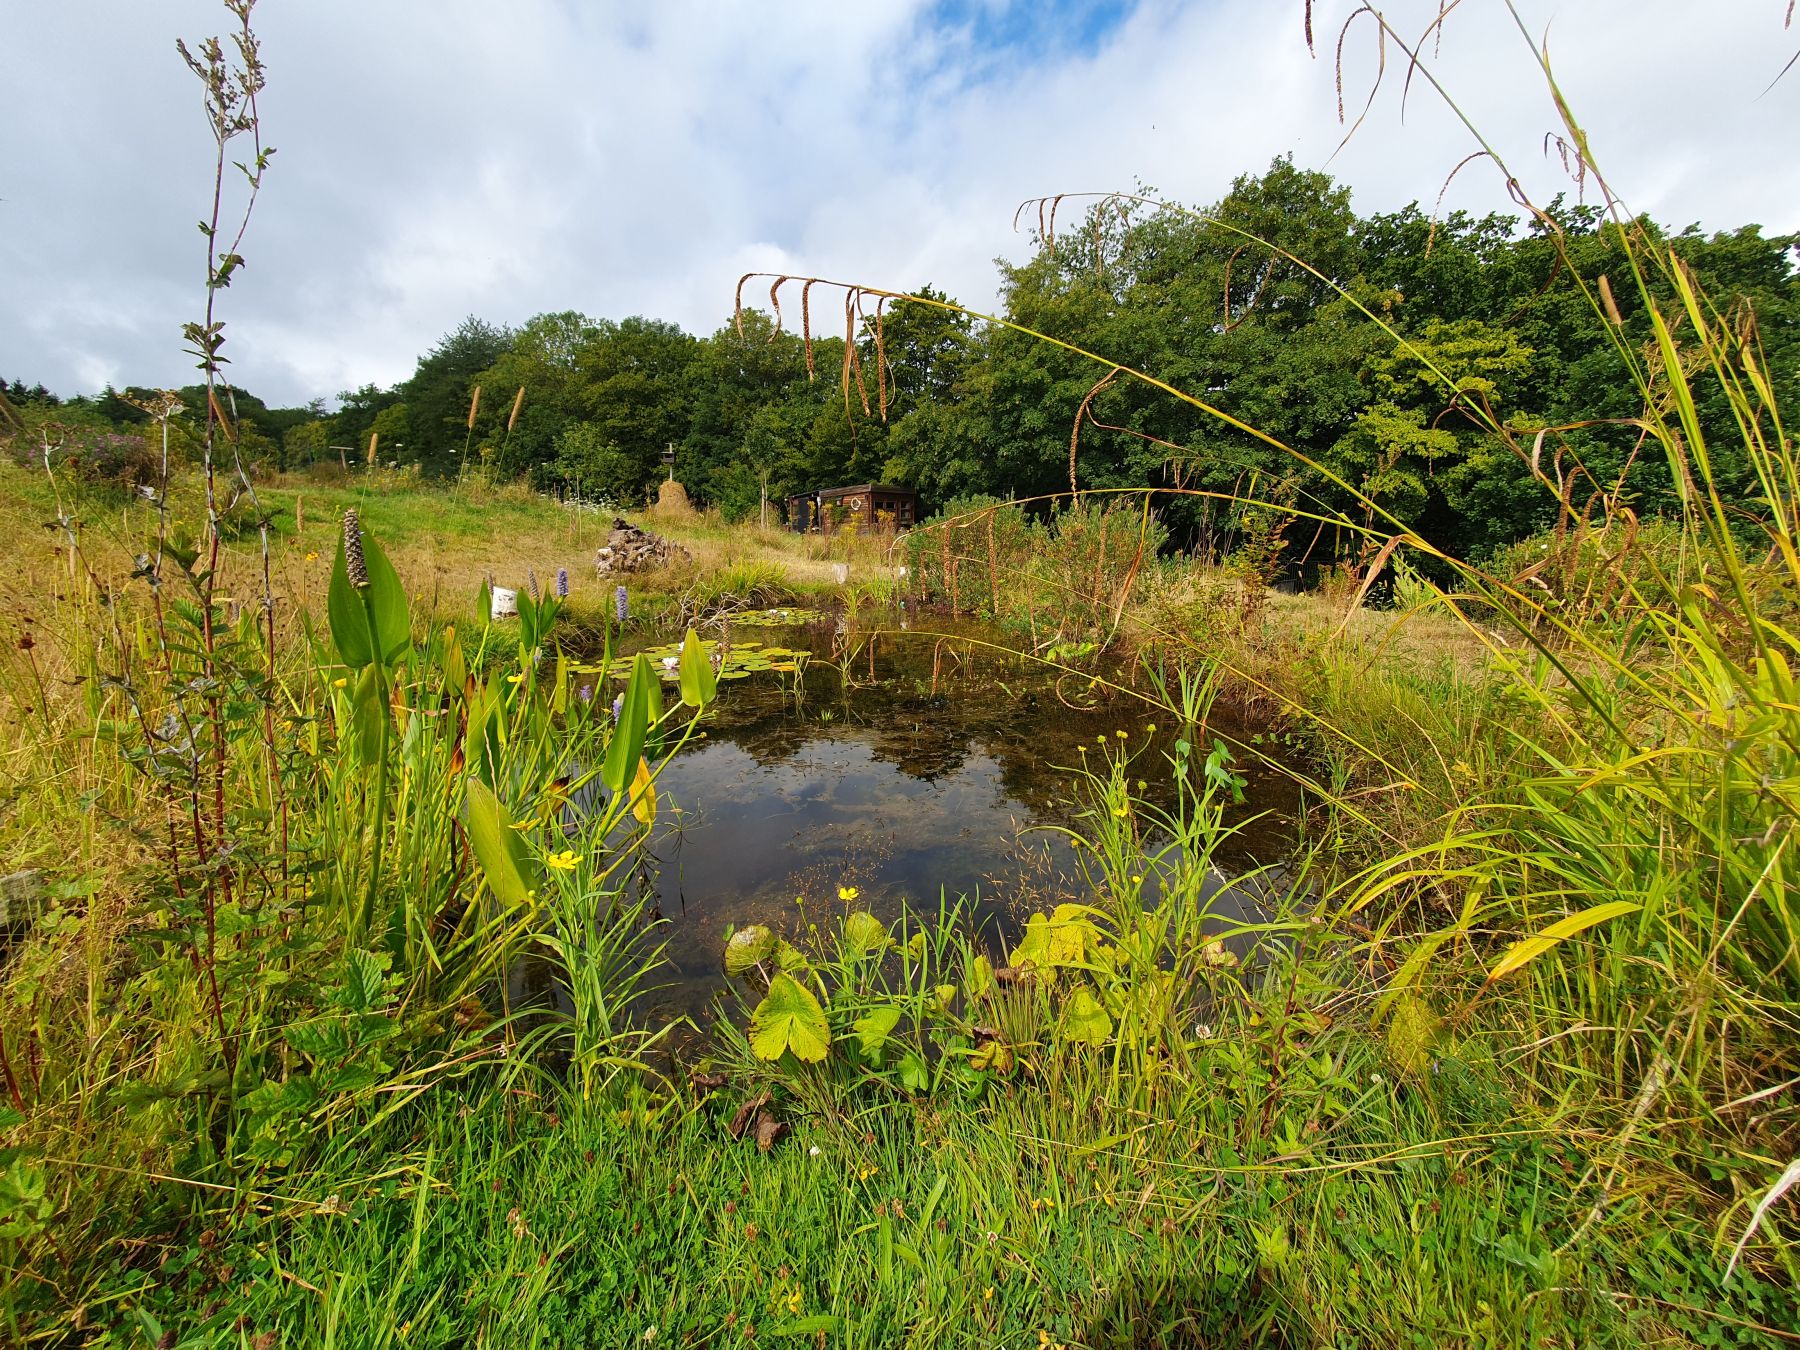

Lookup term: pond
[562,611,1303,1020]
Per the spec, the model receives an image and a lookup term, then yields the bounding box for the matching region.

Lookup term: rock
[595,517,691,576]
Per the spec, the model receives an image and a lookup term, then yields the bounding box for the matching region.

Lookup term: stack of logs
[594,517,691,575]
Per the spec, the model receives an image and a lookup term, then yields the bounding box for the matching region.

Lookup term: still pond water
[579,613,1301,1017]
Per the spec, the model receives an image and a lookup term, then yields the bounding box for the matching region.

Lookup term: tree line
[15,157,1796,564]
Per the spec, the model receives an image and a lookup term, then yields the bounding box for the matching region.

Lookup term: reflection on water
[583,616,1300,1017]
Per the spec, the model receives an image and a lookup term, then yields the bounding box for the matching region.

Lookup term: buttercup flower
[546,849,580,872]
[838,885,860,902]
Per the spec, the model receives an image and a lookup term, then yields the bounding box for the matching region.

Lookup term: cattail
[466,384,482,430]
[556,567,569,599]
[508,386,526,433]
[1597,274,1624,326]
[342,509,369,588]
[528,569,541,603]
[615,585,629,625]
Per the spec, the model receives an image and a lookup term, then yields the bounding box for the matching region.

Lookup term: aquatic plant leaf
[969,1037,1015,1074]
[774,939,809,972]
[461,778,538,907]
[1386,991,1439,1075]
[898,1049,929,1093]
[1060,986,1112,1046]
[931,984,958,1013]
[724,925,776,977]
[601,654,653,794]
[842,911,889,958]
[328,538,372,669]
[678,629,718,708]
[967,954,996,1000]
[348,663,386,766]
[330,527,410,669]
[629,756,657,826]
[750,973,830,1063]
[853,1005,902,1055]
[1485,901,1641,985]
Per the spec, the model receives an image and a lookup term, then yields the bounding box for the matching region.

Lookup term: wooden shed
[786,483,919,534]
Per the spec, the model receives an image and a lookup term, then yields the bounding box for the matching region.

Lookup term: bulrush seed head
[343,509,370,588]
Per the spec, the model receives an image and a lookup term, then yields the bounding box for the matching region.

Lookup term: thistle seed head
[342,510,369,589]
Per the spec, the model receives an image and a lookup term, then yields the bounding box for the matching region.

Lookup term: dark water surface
[589,615,1300,1016]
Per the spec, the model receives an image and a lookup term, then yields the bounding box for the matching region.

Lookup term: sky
[2,0,1796,409]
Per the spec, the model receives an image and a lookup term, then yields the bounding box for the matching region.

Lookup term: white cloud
[1,0,1794,406]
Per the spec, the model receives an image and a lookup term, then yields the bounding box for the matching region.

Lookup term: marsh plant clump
[0,1,1796,1346]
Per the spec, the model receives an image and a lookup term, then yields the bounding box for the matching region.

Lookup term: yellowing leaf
[1486,901,1641,985]
[1386,991,1439,1075]
[629,756,656,825]
[1060,985,1112,1047]
[750,973,830,1063]
[723,925,775,977]
[842,911,890,958]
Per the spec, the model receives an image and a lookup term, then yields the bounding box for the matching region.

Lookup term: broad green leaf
[336,949,393,1014]
[842,911,889,958]
[724,925,775,977]
[773,939,809,972]
[749,973,830,1063]
[898,1049,929,1093]
[853,1005,902,1055]
[1060,985,1112,1046]
[931,984,958,1013]
[678,629,717,708]
[902,931,927,961]
[462,778,538,906]
[601,655,653,794]
[348,663,386,766]
[328,537,373,669]
[360,528,411,664]
[1485,901,1641,984]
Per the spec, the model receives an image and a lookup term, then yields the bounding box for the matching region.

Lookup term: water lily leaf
[724,925,775,977]
[462,778,538,907]
[842,911,890,958]
[853,1005,902,1055]
[1060,985,1112,1047]
[678,629,717,708]
[750,973,830,1063]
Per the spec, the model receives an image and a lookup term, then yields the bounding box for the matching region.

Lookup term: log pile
[594,517,691,575]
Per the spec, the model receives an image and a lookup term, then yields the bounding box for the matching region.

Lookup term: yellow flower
[305,551,319,563]
[1111,805,1128,819]
[857,1163,878,1181]
[1096,734,1107,745]
[984,1287,994,1302]
[1115,729,1128,739]
[545,849,580,872]
[838,885,860,902]
[1130,874,1143,885]
[1145,723,1156,733]
[332,677,348,689]
[507,672,526,685]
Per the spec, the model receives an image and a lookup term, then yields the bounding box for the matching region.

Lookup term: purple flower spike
[615,585,629,625]
[611,692,624,723]
[556,567,570,599]
[577,683,593,703]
